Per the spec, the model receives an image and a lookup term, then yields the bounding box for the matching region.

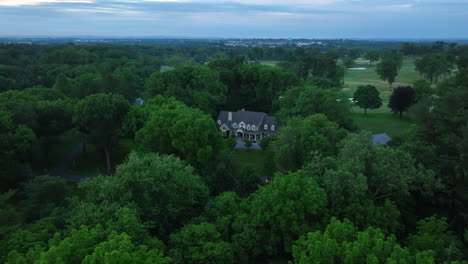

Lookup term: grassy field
[343,58,423,114]
[352,113,413,137]
[259,60,280,67]
[233,149,270,173]
[344,58,421,136]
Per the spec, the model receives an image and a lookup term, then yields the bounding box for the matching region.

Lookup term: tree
[275,114,348,171]
[353,85,382,114]
[277,85,355,130]
[259,136,271,150]
[168,223,234,264]
[244,140,252,150]
[135,97,224,169]
[73,93,130,174]
[145,66,227,116]
[376,58,398,90]
[0,109,36,190]
[34,99,74,159]
[237,164,259,196]
[232,170,327,260]
[408,216,464,262]
[234,63,299,113]
[317,133,440,202]
[291,218,434,264]
[410,69,468,238]
[82,232,171,264]
[19,175,71,222]
[413,79,433,101]
[343,56,355,68]
[233,171,327,261]
[6,225,171,264]
[79,152,209,239]
[364,51,380,64]
[415,53,453,83]
[388,86,416,118]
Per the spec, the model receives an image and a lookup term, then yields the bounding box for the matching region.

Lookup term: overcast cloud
[0,0,467,38]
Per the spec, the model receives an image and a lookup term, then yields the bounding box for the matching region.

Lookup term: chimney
[228,112,232,121]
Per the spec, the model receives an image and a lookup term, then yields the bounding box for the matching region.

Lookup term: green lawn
[352,113,413,137]
[343,58,423,114]
[259,60,280,67]
[343,58,422,135]
[233,149,271,173]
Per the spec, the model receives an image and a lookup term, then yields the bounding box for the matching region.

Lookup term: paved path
[50,141,88,182]
[234,139,262,149]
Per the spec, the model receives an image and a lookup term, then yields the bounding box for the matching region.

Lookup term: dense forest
[0,39,467,263]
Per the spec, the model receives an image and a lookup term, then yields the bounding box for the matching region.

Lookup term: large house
[217,110,277,141]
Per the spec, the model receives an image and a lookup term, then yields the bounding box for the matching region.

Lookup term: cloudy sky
[0,0,467,38]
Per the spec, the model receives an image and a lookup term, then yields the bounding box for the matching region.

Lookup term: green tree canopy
[73,93,130,174]
[145,66,227,115]
[388,86,416,118]
[353,85,382,114]
[135,96,224,169]
[275,114,348,171]
[232,170,327,259]
[376,58,398,90]
[276,85,355,130]
[291,218,435,264]
[79,152,209,239]
[168,222,234,264]
[416,53,453,83]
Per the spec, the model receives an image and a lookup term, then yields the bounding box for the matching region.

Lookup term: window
[239,122,245,129]
[252,125,256,131]
[233,123,238,129]
[217,120,221,125]
[271,125,275,131]
[264,124,268,130]
[247,125,251,130]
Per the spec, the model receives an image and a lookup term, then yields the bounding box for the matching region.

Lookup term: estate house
[217,110,277,141]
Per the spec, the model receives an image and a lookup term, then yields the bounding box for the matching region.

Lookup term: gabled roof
[217,110,276,133]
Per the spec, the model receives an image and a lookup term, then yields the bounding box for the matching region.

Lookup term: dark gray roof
[133,98,144,106]
[217,110,277,134]
[372,133,391,145]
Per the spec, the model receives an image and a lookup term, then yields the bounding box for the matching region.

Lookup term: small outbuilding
[133,98,144,106]
[372,133,392,145]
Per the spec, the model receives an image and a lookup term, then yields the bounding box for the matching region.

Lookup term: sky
[0,0,467,39]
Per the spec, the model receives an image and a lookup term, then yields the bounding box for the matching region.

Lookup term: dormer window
[233,123,238,129]
[264,124,268,130]
[239,122,245,129]
[252,125,256,131]
[217,120,221,125]
[247,125,251,130]
[271,125,275,131]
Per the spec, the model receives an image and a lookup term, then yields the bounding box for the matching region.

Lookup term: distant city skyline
[1,0,467,39]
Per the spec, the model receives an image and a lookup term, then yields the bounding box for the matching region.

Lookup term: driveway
[234,139,262,150]
[49,141,88,182]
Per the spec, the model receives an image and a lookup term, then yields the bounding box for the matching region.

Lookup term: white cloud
[0,0,93,6]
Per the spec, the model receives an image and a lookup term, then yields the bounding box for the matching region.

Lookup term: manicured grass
[343,58,423,114]
[259,60,280,67]
[233,149,271,173]
[352,113,413,137]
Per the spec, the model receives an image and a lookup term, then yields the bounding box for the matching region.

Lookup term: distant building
[217,110,277,141]
[133,98,144,106]
[372,133,392,145]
